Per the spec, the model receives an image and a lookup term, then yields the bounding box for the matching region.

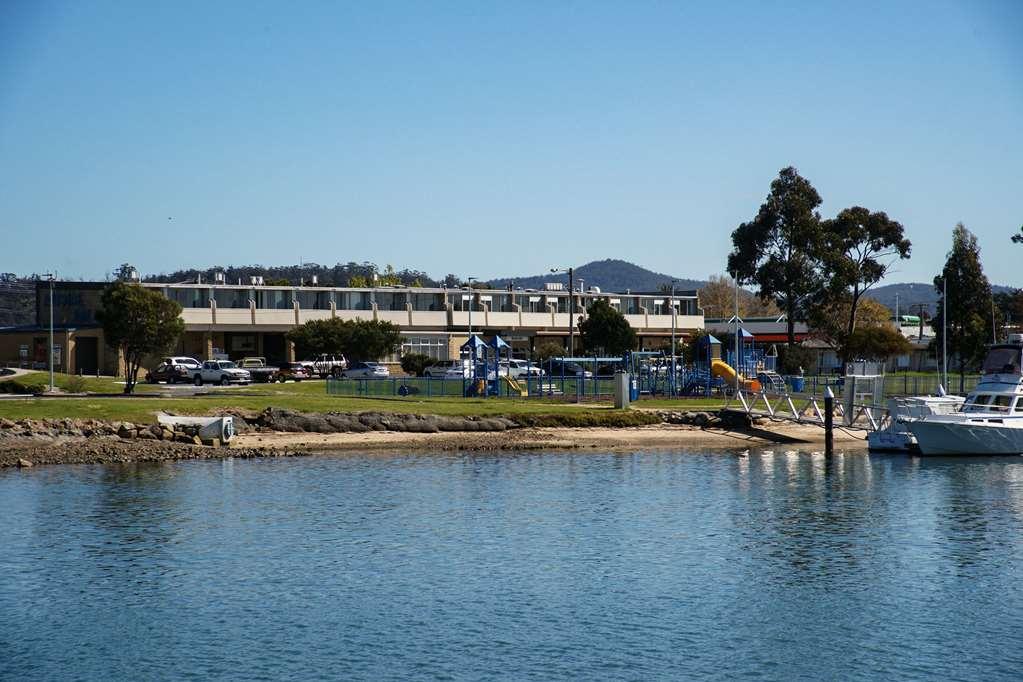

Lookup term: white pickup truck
[191,360,252,386]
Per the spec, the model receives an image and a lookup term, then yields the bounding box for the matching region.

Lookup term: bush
[535,341,565,361]
[400,353,433,377]
[509,411,661,428]
[0,379,46,395]
[777,344,816,375]
[64,375,88,393]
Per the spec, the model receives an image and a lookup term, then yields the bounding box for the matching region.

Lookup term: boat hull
[908,417,1023,456]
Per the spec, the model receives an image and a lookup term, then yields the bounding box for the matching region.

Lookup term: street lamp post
[670,280,677,397]
[43,273,55,393]
[466,277,476,339]
[550,267,574,355]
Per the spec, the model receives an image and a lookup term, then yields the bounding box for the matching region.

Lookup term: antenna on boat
[942,277,948,393]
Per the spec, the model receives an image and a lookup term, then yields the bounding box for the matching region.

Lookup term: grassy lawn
[0,373,725,424]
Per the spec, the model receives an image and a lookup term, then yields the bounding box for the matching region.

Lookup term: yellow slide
[711,359,761,392]
[502,375,528,397]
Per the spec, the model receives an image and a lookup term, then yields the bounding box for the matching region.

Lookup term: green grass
[0,373,727,424]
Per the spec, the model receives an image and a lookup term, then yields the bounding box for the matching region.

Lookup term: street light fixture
[42,273,55,393]
[550,267,574,355]
[670,280,677,396]
[466,277,476,339]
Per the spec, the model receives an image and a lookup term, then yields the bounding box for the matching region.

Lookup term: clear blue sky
[2,1,1021,285]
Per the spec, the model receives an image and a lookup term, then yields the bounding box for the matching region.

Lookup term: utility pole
[550,267,574,355]
[670,280,677,396]
[466,277,476,339]
[44,273,55,393]
[733,271,740,395]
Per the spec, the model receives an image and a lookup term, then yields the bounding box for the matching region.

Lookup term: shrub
[64,375,88,394]
[400,353,433,377]
[777,344,817,375]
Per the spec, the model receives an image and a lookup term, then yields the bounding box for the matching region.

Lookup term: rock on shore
[255,408,518,434]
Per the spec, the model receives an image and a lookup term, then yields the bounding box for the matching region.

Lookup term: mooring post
[824,387,834,457]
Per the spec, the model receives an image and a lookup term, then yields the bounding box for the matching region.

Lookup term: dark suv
[146,356,201,384]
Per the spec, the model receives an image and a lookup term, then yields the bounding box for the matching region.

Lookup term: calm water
[3,449,1023,680]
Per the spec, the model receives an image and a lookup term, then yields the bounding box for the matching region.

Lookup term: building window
[376,292,408,311]
[297,290,332,310]
[337,291,372,311]
[410,293,445,311]
[401,336,448,361]
[168,288,209,308]
[214,288,251,309]
[255,289,293,309]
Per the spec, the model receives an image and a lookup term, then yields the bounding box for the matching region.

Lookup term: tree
[400,353,433,377]
[932,223,995,385]
[699,273,781,319]
[807,296,893,360]
[578,299,637,355]
[727,167,826,345]
[845,326,911,361]
[97,282,184,394]
[535,340,565,361]
[815,207,911,363]
[994,289,1023,328]
[286,318,402,362]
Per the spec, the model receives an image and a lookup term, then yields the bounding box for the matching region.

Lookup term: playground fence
[326,375,621,399]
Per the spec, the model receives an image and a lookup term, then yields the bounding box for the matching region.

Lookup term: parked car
[424,360,470,379]
[544,359,594,378]
[304,354,348,378]
[341,361,390,379]
[191,360,251,386]
[276,362,310,382]
[236,357,279,383]
[500,359,546,378]
[146,357,201,384]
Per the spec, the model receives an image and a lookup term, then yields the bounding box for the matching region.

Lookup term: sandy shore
[231,422,866,453]
[1,422,866,467]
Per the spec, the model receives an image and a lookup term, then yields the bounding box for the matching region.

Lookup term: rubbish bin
[629,375,640,402]
[790,376,805,393]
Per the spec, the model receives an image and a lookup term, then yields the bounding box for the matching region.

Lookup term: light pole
[466,277,476,339]
[43,273,55,393]
[550,267,574,356]
[670,280,677,396]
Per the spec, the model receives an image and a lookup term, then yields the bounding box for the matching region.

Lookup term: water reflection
[2,450,1023,680]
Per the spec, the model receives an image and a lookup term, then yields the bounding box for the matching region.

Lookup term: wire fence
[325,372,985,401]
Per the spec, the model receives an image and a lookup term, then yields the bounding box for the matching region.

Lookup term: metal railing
[326,375,621,399]
[726,387,886,432]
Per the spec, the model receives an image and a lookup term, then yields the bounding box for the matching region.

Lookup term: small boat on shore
[907,335,1023,456]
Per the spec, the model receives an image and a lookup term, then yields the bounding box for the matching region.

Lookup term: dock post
[824,387,834,456]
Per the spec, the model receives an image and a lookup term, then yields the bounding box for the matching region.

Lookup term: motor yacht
[907,335,1023,455]
[866,393,964,453]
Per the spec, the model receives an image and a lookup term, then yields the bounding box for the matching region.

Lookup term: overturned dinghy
[157,415,235,443]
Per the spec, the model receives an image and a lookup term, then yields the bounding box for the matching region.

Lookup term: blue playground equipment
[680,334,726,396]
[460,334,514,397]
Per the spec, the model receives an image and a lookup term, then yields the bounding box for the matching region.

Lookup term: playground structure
[331,327,798,401]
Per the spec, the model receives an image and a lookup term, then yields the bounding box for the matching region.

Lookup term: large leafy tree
[97,282,185,394]
[816,206,911,363]
[932,223,995,386]
[727,167,825,345]
[698,273,780,320]
[808,296,892,356]
[578,299,637,355]
[287,318,402,362]
[845,326,911,361]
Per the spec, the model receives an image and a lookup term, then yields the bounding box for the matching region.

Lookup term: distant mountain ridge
[490,259,706,293]
[864,282,1016,316]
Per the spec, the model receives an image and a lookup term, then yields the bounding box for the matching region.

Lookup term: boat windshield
[982,347,1022,375]
[963,394,1017,413]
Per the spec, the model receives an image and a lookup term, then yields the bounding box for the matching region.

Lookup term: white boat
[907,336,1023,455]
[867,394,964,453]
